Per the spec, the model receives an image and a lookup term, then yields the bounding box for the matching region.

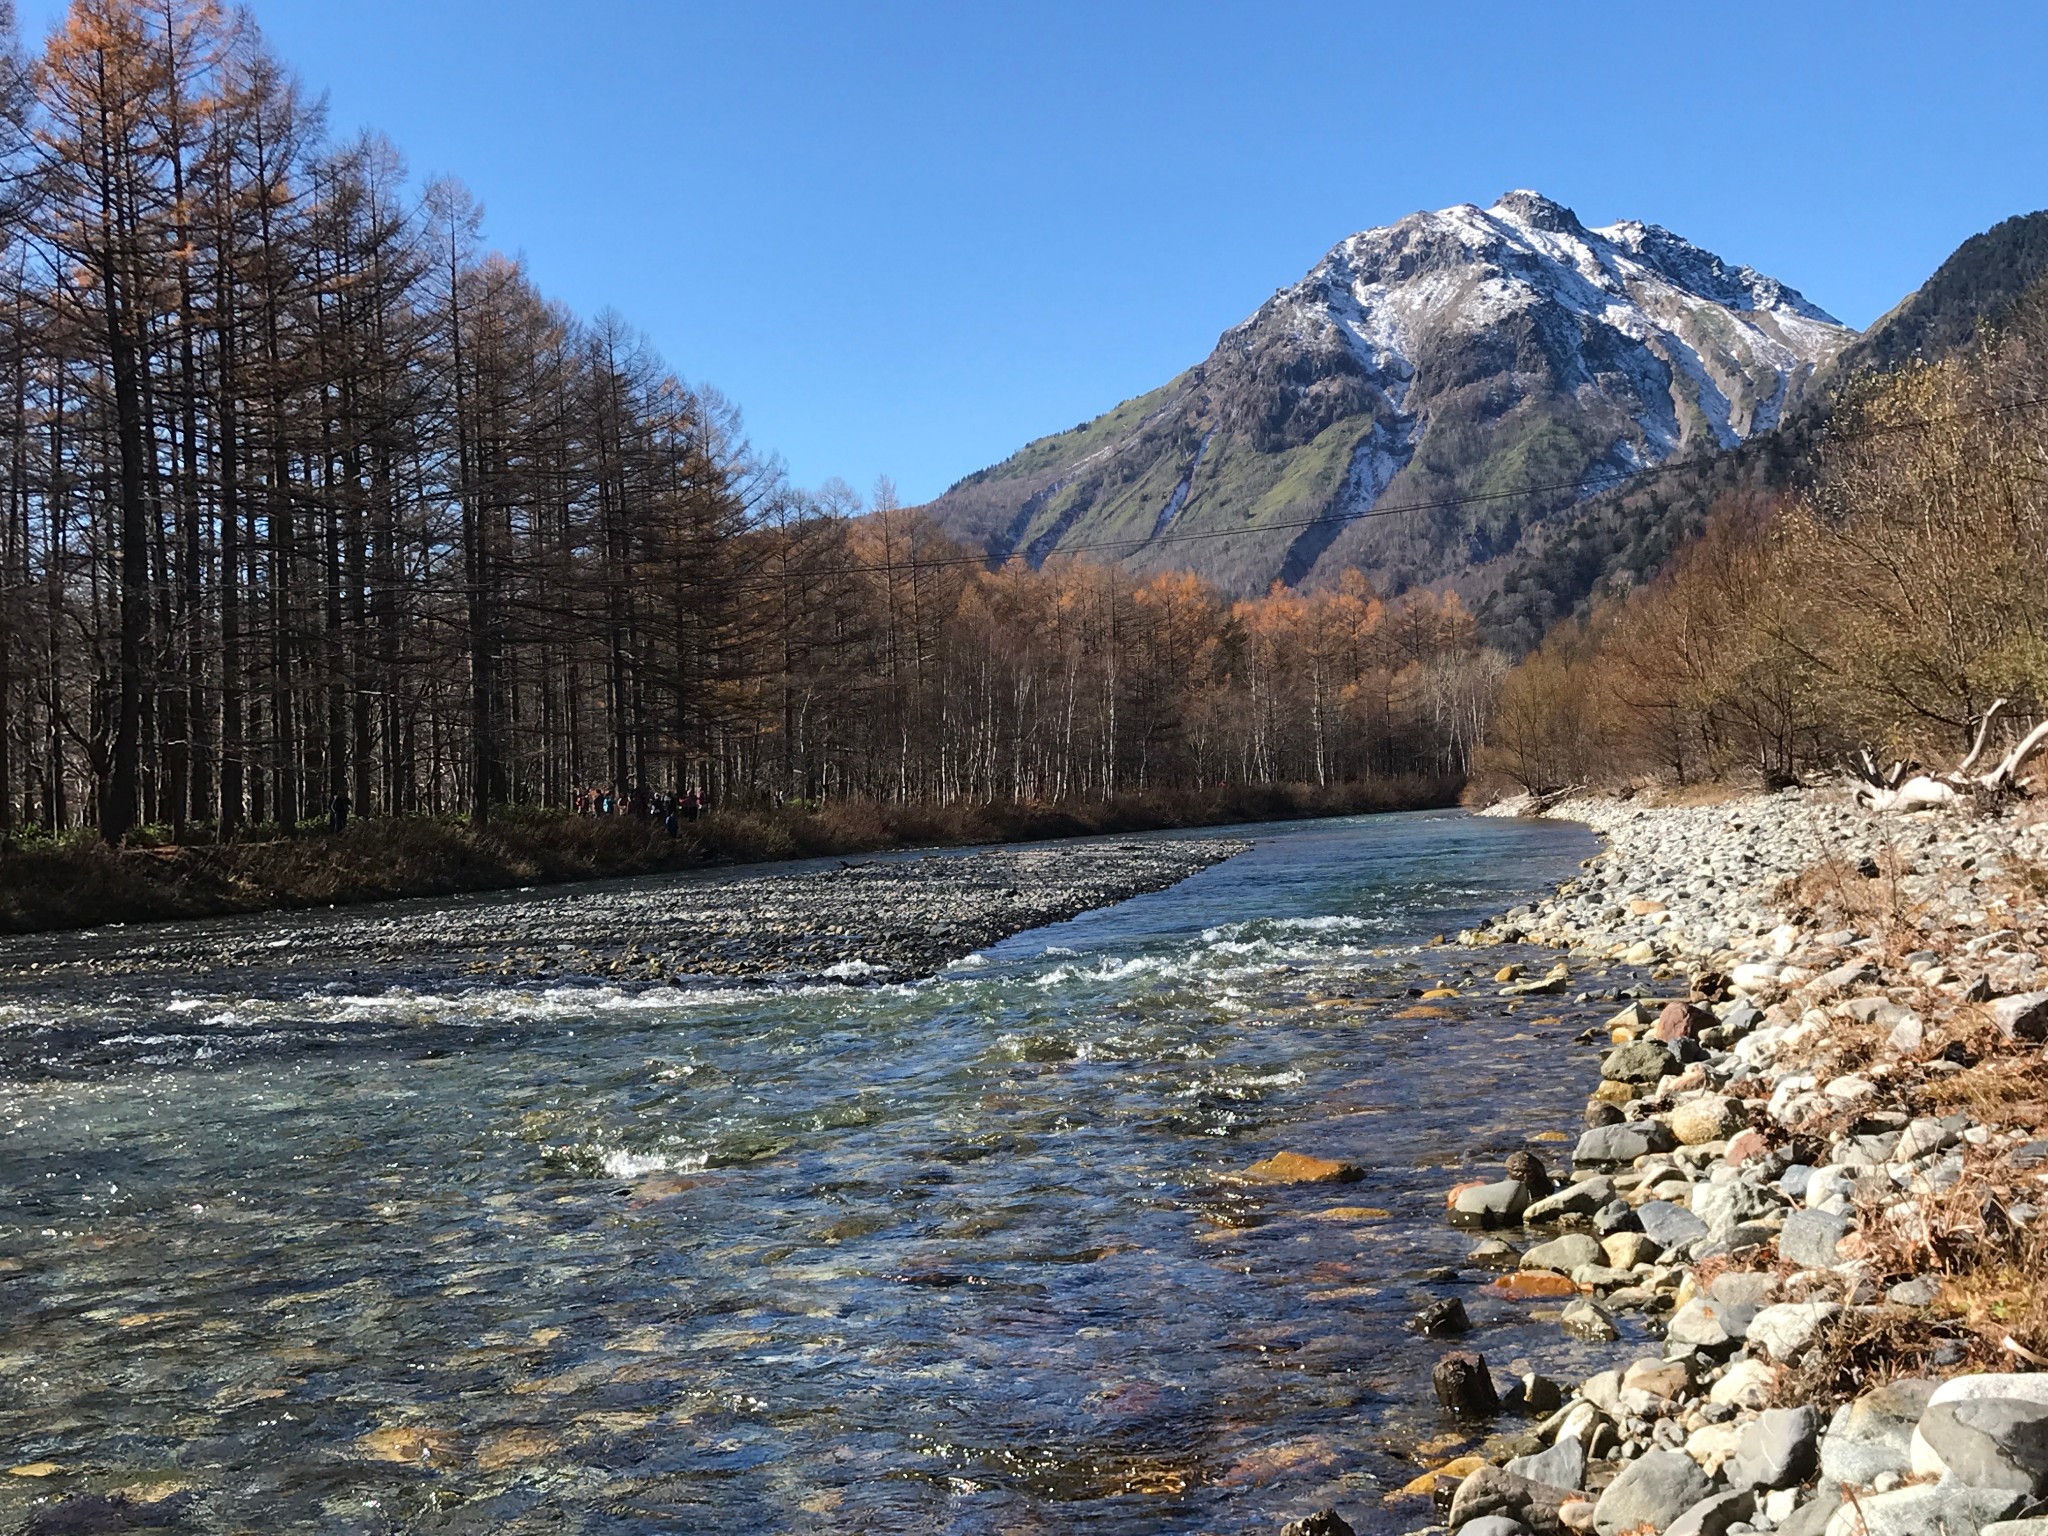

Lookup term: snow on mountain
[925,192,1855,598]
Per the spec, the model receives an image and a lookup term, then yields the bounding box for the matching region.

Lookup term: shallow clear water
[1,810,1630,1535]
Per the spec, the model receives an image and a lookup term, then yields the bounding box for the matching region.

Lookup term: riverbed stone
[1778,1208,1850,1269]
[1453,1179,1534,1228]
[1670,1094,1744,1146]
[1709,1357,1776,1410]
[1665,1294,1755,1354]
[1622,1356,1692,1400]
[1506,1433,1588,1492]
[1244,1151,1363,1184]
[1917,1395,2048,1493]
[1592,1448,1712,1536]
[1910,1374,2048,1481]
[1636,1200,1709,1249]
[1560,1298,1619,1342]
[1707,1271,1778,1309]
[1522,1234,1606,1274]
[1603,1040,1680,1084]
[1747,1301,1840,1362]
[1447,1465,1578,1533]
[1815,959,1878,996]
[1776,1491,1842,1536]
[1453,1519,1530,1536]
[1819,1482,2025,1536]
[1991,991,2048,1041]
[1278,1510,1354,1536]
[1469,1237,1521,1266]
[1732,1405,1819,1490]
[1602,1231,1661,1269]
[1591,1200,1639,1237]
[1887,1275,1940,1306]
[1820,1378,1937,1487]
[1683,1420,1746,1476]
[1414,1297,1470,1336]
[1575,1122,1678,1164]
[1690,1175,1777,1237]
[1433,1350,1500,1416]
[1724,1128,1769,1165]
[1654,1001,1717,1044]
[1526,1177,1616,1225]
[1665,1488,1755,1536]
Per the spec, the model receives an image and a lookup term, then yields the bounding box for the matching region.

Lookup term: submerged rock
[1242,1151,1364,1185]
[1277,1509,1354,1536]
[1433,1350,1501,1416]
[1453,1178,1535,1228]
[1413,1297,1470,1337]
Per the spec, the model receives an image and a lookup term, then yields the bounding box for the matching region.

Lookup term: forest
[0,0,1497,848]
[1481,279,2048,797]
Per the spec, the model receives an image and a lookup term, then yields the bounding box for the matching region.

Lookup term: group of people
[573,785,706,836]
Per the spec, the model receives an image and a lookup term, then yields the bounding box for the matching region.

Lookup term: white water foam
[598,1146,711,1179]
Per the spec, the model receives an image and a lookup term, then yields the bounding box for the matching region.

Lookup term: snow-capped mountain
[925,191,1854,597]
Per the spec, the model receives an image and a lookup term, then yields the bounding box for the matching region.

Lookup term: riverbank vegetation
[0,0,1497,866]
[1480,281,2048,797]
[0,776,1453,933]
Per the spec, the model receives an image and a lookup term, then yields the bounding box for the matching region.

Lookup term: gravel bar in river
[0,835,1249,996]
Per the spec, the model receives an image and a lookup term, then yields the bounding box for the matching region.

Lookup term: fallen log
[1851,699,2048,812]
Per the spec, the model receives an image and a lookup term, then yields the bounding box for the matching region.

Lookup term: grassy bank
[0,776,1459,935]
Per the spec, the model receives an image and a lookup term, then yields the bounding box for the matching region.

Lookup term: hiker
[329,790,350,834]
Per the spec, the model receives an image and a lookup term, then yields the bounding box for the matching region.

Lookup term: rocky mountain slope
[923,192,1854,597]
[1478,208,2048,649]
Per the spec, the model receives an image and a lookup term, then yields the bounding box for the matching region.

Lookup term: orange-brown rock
[1244,1151,1364,1185]
[1486,1271,1578,1299]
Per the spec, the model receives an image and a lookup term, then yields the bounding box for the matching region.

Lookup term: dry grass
[1770,1303,1990,1406]
[1632,781,1757,809]
[0,777,1459,934]
[1759,822,2048,1405]
[1780,846,1917,939]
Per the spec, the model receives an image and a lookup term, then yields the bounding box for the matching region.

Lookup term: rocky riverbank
[1303,788,2048,1536]
[0,836,1248,998]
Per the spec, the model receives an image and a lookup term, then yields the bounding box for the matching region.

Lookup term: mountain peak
[925,194,1855,601]
[1489,189,1584,233]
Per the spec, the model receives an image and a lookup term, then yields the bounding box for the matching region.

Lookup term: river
[1,809,1632,1535]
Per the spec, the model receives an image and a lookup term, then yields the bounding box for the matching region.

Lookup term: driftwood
[1851,699,2048,812]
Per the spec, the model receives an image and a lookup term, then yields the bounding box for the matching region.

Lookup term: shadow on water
[0,809,1649,1535]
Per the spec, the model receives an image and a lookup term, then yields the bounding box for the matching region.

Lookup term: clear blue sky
[16,1,2048,501]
